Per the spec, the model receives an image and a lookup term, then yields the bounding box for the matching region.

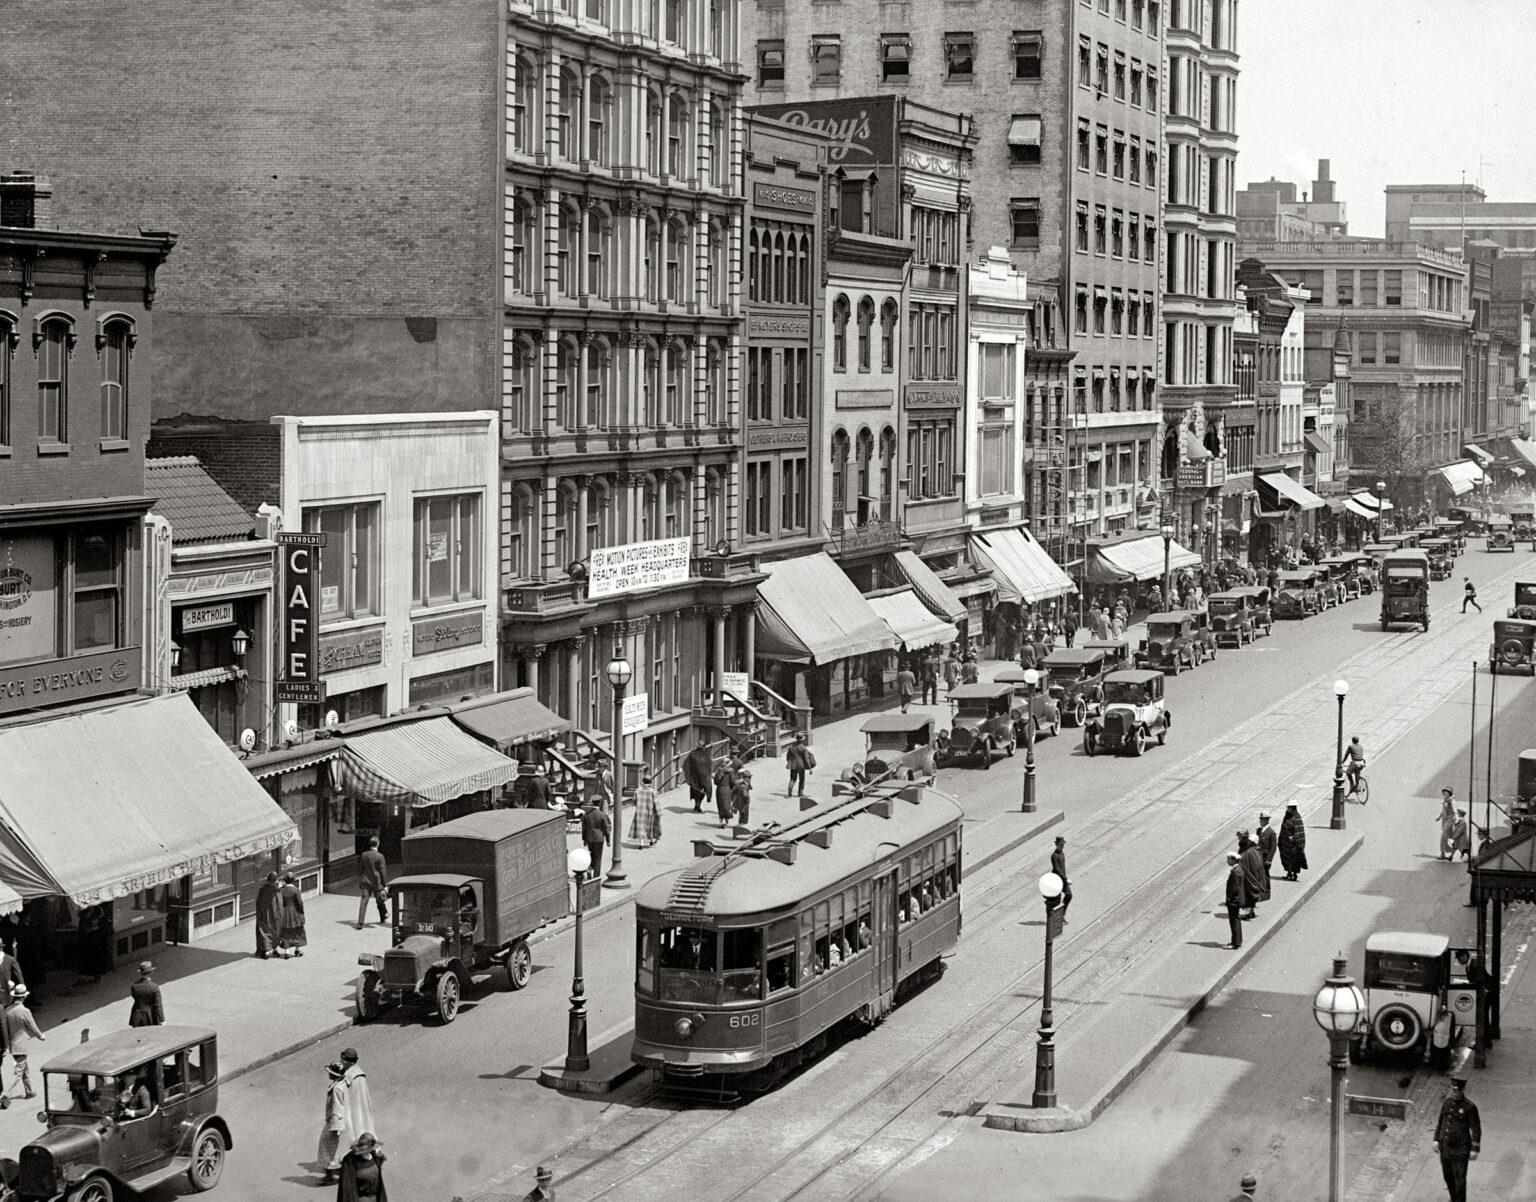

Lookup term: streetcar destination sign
[1346,1094,1410,1120]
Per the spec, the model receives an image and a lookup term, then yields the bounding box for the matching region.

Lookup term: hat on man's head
[1240,1174,1258,1191]
[1236,828,1250,838]
[326,1061,345,1080]
[138,960,154,975]
[10,985,27,1000]
[1450,1072,1468,1085]
[1258,812,1270,820]
[340,1048,359,1064]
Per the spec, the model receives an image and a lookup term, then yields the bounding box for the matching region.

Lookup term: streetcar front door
[873,872,898,1010]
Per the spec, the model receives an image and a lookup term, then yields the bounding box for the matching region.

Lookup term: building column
[566,635,585,726]
[743,603,756,674]
[523,644,544,698]
[711,607,727,685]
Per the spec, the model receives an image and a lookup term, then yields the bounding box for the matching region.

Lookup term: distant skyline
[1239,0,1536,238]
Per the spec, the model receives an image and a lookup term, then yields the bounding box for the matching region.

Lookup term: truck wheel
[435,972,462,1024]
[355,970,382,1022]
[506,938,533,991]
[188,1128,227,1192]
[69,1180,114,1202]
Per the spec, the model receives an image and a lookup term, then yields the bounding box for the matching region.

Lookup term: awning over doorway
[755,552,897,665]
[1344,496,1378,521]
[1349,491,1394,515]
[1509,438,1536,473]
[867,589,959,652]
[448,689,571,749]
[1437,461,1484,496]
[969,528,1075,604]
[1303,431,1333,456]
[0,693,297,907]
[1257,472,1325,513]
[1086,533,1200,584]
[1464,443,1495,465]
[893,550,966,623]
[336,717,521,809]
[0,882,20,918]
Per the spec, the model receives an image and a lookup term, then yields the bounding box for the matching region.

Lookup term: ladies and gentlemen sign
[276,532,325,704]
[586,537,691,599]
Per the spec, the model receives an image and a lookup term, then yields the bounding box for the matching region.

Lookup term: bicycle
[1342,763,1370,804]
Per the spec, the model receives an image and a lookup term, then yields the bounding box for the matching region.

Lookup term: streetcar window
[767,946,796,994]
[723,929,763,1000]
[854,911,871,950]
[656,926,721,1004]
[636,927,656,995]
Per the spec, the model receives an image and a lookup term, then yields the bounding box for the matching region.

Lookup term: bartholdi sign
[276,533,325,704]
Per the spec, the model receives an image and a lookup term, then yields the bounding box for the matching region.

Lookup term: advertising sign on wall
[276,532,325,704]
[751,96,899,164]
[587,537,692,600]
[0,536,59,667]
[717,671,750,702]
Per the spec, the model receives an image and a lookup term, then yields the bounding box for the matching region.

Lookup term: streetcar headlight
[674,1017,696,1040]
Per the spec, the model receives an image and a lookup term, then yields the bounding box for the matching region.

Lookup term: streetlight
[1375,479,1387,543]
[564,845,593,1073]
[1160,523,1175,611]
[1311,955,1367,1202]
[1033,870,1065,1109]
[1020,667,1040,813]
[1331,679,1349,831]
[604,641,632,889]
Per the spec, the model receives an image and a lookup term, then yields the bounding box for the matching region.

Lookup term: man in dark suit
[1433,1075,1480,1202]
[581,804,611,883]
[0,947,25,1008]
[1224,853,1244,949]
[1050,837,1072,924]
[357,837,388,930]
[127,961,164,1027]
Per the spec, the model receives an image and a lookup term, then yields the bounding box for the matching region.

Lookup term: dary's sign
[276,532,326,704]
[587,537,691,599]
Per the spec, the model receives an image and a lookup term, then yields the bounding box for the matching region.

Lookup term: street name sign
[1347,1094,1410,1120]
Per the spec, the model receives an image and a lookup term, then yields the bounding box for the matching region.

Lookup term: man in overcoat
[1223,853,1244,949]
[1255,813,1278,894]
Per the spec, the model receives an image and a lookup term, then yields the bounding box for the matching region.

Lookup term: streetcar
[631,784,964,1092]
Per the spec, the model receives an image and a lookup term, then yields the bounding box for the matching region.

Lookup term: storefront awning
[1437,461,1483,496]
[1303,431,1333,456]
[867,588,959,652]
[1349,491,1394,514]
[1464,443,1494,464]
[1182,429,1213,461]
[1344,496,1378,520]
[1086,533,1200,584]
[0,882,20,918]
[970,528,1076,605]
[336,717,521,809]
[448,689,571,749]
[1258,472,1325,512]
[949,577,998,600]
[755,552,896,665]
[0,693,297,907]
[1509,438,1536,473]
[245,740,341,782]
[893,550,966,623]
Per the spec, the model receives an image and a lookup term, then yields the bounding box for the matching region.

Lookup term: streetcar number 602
[728,1013,761,1028]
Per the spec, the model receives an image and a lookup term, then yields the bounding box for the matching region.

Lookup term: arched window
[98,316,134,441]
[880,299,898,371]
[706,219,726,308]
[832,295,850,372]
[784,234,798,306]
[557,66,581,161]
[665,470,690,539]
[641,337,662,425]
[665,339,690,425]
[508,192,539,296]
[666,215,691,303]
[553,481,577,570]
[772,231,786,303]
[643,215,661,303]
[556,202,580,297]
[747,228,759,303]
[757,230,772,301]
[645,88,663,175]
[556,336,580,430]
[704,338,725,424]
[588,73,612,166]
[586,204,613,298]
[855,428,874,524]
[856,296,875,371]
[35,314,73,443]
[506,333,539,434]
[586,337,613,428]
[510,53,538,155]
[831,430,850,530]
[879,427,897,521]
[586,477,612,552]
[640,474,661,541]
[507,484,538,581]
[667,94,692,178]
[704,467,724,547]
[706,101,727,186]
[0,310,16,446]
[1161,427,1179,478]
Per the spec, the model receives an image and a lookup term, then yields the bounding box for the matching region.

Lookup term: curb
[967,810,1064,877]
[983,829,1365,1133]
[224,1017,357,1084]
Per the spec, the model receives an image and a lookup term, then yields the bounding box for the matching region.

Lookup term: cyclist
[1341,736,1366,800]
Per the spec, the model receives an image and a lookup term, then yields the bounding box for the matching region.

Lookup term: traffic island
[538,1020,643,1095]
[982,826,1364,1133]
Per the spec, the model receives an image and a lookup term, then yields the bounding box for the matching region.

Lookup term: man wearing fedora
[1,985,44,1103]
[1433,1073,1480,1202]
[1227,1171,1258,1200]
[127,960,164,1027]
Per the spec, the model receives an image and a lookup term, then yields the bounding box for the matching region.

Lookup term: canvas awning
[893,550,966,623]
[1258,472,1325,512]
[970,528,1076,605]
[1510,438,1536,473]
[245,740,341,782]
[1086,533,1200,584]
[1007,116,1043,148]
[448,688,571,749]
[949,577,998,600]
[1465,443,1495,465]
[0,693,297,907]
[867,588,958,652]
[1182,429,1213,461]
[755,552,896,665]
[1303,431,1333,456]
[1438,461,1483,496]
[336,717,521,809]
[1344,496,1378,520]
[1349,491,1394,514]
[0,882,20,918]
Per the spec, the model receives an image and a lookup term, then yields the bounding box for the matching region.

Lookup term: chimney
[0,172,53,229]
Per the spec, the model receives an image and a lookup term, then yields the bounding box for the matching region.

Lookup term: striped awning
[893,550,966,623]
[1344,497,1377,520]
[755,553,896,665]
[1087,533,1200,584]
[868,588,959,652]
[336,717,521,808]
[448,689,571,749]
[1437,461,1483,496]
[970,528,1075,604]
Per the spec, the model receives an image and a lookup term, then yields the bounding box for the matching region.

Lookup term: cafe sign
[276,533,325,704]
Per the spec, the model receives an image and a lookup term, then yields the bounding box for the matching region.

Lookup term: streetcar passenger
[856,919,872,949]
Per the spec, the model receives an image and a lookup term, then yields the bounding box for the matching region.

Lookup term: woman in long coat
[254,871,284,959]
[336,1132,388,1202]
[1437,790,1459,860]
[628,768,662,847]
[278,872,307,957]
[317,1062,349,1184]
[1277,804,1308,881]
[712,760,736,828]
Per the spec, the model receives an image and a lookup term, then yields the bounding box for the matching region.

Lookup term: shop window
[413,493,482,607]
[305,503,380,621]
[72,528,121,652]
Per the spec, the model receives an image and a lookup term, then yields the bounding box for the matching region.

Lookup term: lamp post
[1375,479,1387,543]
[1033,870,1065,1108]
[604,641,632,889]
[1312,955,1367,1202]
[564,845,593,1073]
[1020,667,1040,813]
[1160,523,1175,611]
[1331,679,1349,831]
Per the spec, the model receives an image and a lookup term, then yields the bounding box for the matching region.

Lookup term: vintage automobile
[995,667,1063,742]
[1312,560,1347,607]
[1135,611,1206,674]
[1082,670,1170,758]
[1188,609,1220,660]
[0,1026,230,1202]
[1038,647,1112,726]
[356,809,569,1024]
[1207,591,1258,646]
[1422,538,1454,581]
[1080,637,1132,673]
[1349,932,1477,1069]
[1381,549,1431,632]
[1507,581,1536,620]
[1273,570,1322,619]
[940,682,1018,768]
[1512,509,1535,539]
[834,714,938,795]
[1436,517,1470,552]
[1486,514,1516,552]
[1361,542,1394,562]
[1513,749,1536,830]
[1489,619,1536,676]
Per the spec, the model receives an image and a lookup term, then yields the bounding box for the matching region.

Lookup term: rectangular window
[1094,206,1107,255]
[1075,202,1089,251]
[413,493,482,607]
[745,460,772,537]
[880,34,910,81]
[980,424,1014,496]
[1358,332,1377,364]
[1095,127,1109,174]
[305,503,381,621]
[1385,270,1403,306]
[1147,70,1159,111]
[1008,114,1042,165]
[1010,199,1041,246]
[781,457,808,533]
[1013,31,1042,80]
[1133,0,1144,28]
[1076,120,1091,171]
[71,528,121,653]
[945,32,976,80]
[1112,136,1126,179]
[811,36,841,84]
[1075,288,1089,333]
[1113,53,1126,100]
[1095,44,1108,93]
[1130,62,1143,106]
[1383,332,1402,364]
[1111,212,1124,257]
[1093,291,1107,333]
[1143,290,1156,335]
[1128,213,1140,259]
[1146,149,1158,189]
[979,343,1016,400]
[1078,37,1091,87]
[757,39,785,87]
[1360,271,1378,306]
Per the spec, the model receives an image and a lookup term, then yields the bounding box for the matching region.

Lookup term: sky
[1238,0,1536,236]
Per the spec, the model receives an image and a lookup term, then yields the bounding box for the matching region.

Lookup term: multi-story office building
[741,0,1164,548]
[1161,0,1241,553]
[1225,289,1258,558]
[1237,160,1350,242]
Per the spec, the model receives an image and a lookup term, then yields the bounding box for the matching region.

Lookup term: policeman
[1432,1074,1481,1202]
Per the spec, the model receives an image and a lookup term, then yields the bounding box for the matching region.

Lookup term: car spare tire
[1372,1004,1422,1053]
[1501,639,1526,666]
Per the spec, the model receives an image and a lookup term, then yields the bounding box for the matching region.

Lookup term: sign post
[276,532,326,705]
